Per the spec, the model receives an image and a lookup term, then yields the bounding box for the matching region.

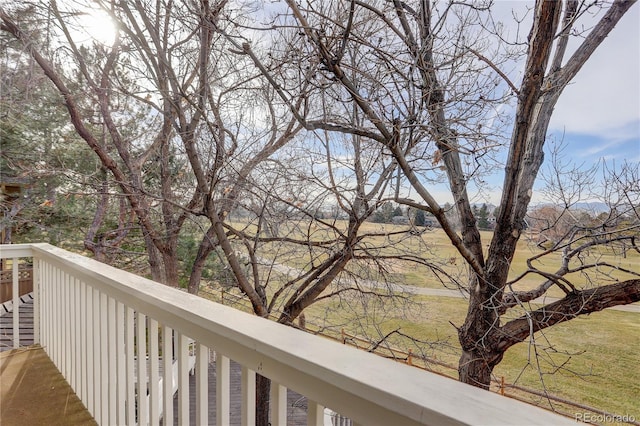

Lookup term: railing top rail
[2,243,574,426]
[0,243,38,259]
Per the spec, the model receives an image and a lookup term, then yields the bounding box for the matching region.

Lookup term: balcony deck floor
[1,346,97,425]
[0,294,35,352]
[1,298,311,425]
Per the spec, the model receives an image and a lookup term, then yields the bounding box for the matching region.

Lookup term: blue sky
[548,3,640,163]
[471,1,640,205]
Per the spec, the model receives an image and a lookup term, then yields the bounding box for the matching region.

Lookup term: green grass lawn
[495,307,640,420]
[255,220,640,297]
[298,293,640,422]
[219,219,640,421]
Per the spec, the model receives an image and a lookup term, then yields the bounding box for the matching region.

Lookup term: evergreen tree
[477,204,490,230]
[372,202,394,223]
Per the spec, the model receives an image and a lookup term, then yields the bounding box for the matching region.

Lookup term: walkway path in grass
[258,258,640,313]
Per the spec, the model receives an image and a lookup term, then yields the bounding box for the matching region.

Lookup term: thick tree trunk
[144,232,165,283]
[161,247,180,287]
[459,280,640,388]
[457,274,503,389]
[458,349,503,390]
[457,0,562,390]
[256,374,271,426]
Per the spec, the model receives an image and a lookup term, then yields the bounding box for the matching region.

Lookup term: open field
[201,285,639,422]
[238,219,640,296]
[368,224,639,297]
[216,219,640,421]
[299,293,640,422]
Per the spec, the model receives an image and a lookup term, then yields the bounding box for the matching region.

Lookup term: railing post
[33,256,40,344]
[12,259,19,348]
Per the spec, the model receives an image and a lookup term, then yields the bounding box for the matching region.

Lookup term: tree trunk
[459,279,640,388]
[161,247,180,287]
[256,374,271,426]
[188,226,217,294]
[144,232,165,283]
[457,274,503,389]
[458,349,500,390]
[84,170,110,261]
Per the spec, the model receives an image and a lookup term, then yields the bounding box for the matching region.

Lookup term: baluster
[100,292,108,425]
[178,332,190,425]
[216,353,230,426]
[270,382,287,426]
[125,306,135,425]
[11,258,19,348]
[137,312,148,425]
[162,325,174,426]
[116,301,126,425]
[196,343,209,426]
[91,287,100,420]
[55,266,62,367]
[307,401,324,426]
[241,366,256,426]
[33,256,40,344]
[62,271,70,382]
[108,296,117,425]
[86,285,94,416]
[149,318,160,425]
[79,280,87,406]
[73,278,81,394]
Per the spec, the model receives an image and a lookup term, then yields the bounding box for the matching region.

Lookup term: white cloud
[549,4,640,138]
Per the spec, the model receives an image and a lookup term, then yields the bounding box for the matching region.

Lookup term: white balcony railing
[0,243,574,426]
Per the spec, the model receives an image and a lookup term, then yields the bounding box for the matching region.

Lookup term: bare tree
[2,2,445,423]
[0,1,302,288]
[4,1,638,421]
[244,0,640,391]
